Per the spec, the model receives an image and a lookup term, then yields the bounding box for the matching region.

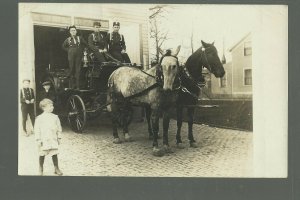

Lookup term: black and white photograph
[18,3,287,177]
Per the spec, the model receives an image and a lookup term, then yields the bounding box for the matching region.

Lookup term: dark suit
[62,35,87,89]
[107,32,131,63]
[88,32,108,64]
[37,89,57,114]
[20,88,35,132]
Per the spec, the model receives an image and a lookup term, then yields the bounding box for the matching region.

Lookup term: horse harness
[200,46,214,73]
[179,46,212,100]
[121,54,180,100]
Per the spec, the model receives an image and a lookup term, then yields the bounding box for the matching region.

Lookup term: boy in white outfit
[34,98,63,176]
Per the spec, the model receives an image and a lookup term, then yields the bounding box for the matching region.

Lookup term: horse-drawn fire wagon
[42,52,137,133]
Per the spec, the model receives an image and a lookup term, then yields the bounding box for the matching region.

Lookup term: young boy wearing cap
[107,21,131,63]
[88,21,109,65]
[37,81,57,114]
[20,79,35,136]
[62,25,88,89]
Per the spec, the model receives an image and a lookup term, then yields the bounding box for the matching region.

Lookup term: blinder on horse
[156,52,180,88]
[200,46,214,74]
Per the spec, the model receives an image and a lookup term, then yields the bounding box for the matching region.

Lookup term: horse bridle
[200,46,214,73]
[179,47,215,99]
[156,54,180,86]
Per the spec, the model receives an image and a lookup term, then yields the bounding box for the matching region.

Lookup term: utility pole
[222,36,226,64]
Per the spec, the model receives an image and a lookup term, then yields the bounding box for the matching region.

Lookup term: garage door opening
[34,25,107,91]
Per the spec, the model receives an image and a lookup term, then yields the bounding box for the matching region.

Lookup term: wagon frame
[43,58,137,133]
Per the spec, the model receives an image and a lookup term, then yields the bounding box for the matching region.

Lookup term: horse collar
[183,66,206,88]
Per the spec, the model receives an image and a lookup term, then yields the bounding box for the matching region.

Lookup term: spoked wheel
[67,95,86,133]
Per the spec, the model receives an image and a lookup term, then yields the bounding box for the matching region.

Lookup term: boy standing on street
[20,79,35,136]
[34,98,63,176]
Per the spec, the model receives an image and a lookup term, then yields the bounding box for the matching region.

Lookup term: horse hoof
[190,142,198,148]
[113,138,122,144]
[124,133,132,142]
[163,145,174,153]
[152,147,164,157]
[176,143,185,149]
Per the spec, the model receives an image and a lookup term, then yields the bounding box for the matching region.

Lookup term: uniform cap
[22,79,30,83]
[93,21,101,27]
[42,81,51,86]
[113,22,120,26]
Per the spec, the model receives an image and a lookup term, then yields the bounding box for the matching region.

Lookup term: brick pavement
[18,117,253,177]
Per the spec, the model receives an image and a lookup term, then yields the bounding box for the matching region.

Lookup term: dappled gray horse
[107,46,181,156]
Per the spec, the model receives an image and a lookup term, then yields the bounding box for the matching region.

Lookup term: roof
[229,32,251,52]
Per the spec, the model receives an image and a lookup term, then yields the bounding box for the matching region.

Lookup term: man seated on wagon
[107,21,131,64]
[88,21,109,65]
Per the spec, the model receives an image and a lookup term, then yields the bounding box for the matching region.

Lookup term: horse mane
[158,49,172,65]
[145,64,158,76]
[185,48,203,81]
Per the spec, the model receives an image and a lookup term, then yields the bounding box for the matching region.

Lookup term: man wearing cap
[88,21,109,65]
[62,25,87,89]
[37,81,57,114]
[20,79,35,136]
[107,22,131,63]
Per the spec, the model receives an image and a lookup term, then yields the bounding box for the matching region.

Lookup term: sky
[149,5,259,63]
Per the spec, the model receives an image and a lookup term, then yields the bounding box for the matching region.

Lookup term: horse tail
[106,75,114,112]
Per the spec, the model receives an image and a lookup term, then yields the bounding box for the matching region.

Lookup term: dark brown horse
[145,40,225,151]
[107,46,181,156]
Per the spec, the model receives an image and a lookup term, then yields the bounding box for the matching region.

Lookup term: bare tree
[149,5,170,63]
[190,27,194,54]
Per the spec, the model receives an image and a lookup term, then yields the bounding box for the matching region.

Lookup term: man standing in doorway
[20,79,35,136]
[107,21,131,64]
[62,25,87,89]
[88,21,109,65]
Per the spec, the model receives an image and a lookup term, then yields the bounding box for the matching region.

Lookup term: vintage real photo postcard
[18,3,287,177]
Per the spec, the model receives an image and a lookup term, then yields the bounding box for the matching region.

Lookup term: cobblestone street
[19,117,253,177]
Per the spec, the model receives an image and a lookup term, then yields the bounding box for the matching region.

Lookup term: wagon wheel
[67,95,86,133]
[117,106,133,127]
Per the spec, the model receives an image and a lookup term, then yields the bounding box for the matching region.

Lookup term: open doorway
[34,25,109,89]
[34,25,69,91]
[34,25,109,114]
[34,25,103,90]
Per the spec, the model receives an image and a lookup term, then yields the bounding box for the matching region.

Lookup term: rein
[179,47,214,100]
[124,55,180,100]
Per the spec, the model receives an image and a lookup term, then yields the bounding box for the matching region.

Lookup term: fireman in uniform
[62,25,87,89]
[88,21,109,65]
[20,79,35,136]
[107,21,131,63]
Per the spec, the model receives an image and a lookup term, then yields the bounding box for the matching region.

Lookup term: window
[244,69,252,85]
[220,73,227,87]
[244,41,252,56]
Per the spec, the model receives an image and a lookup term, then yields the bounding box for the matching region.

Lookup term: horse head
[200,40,225,78]
[158,45,181,91]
